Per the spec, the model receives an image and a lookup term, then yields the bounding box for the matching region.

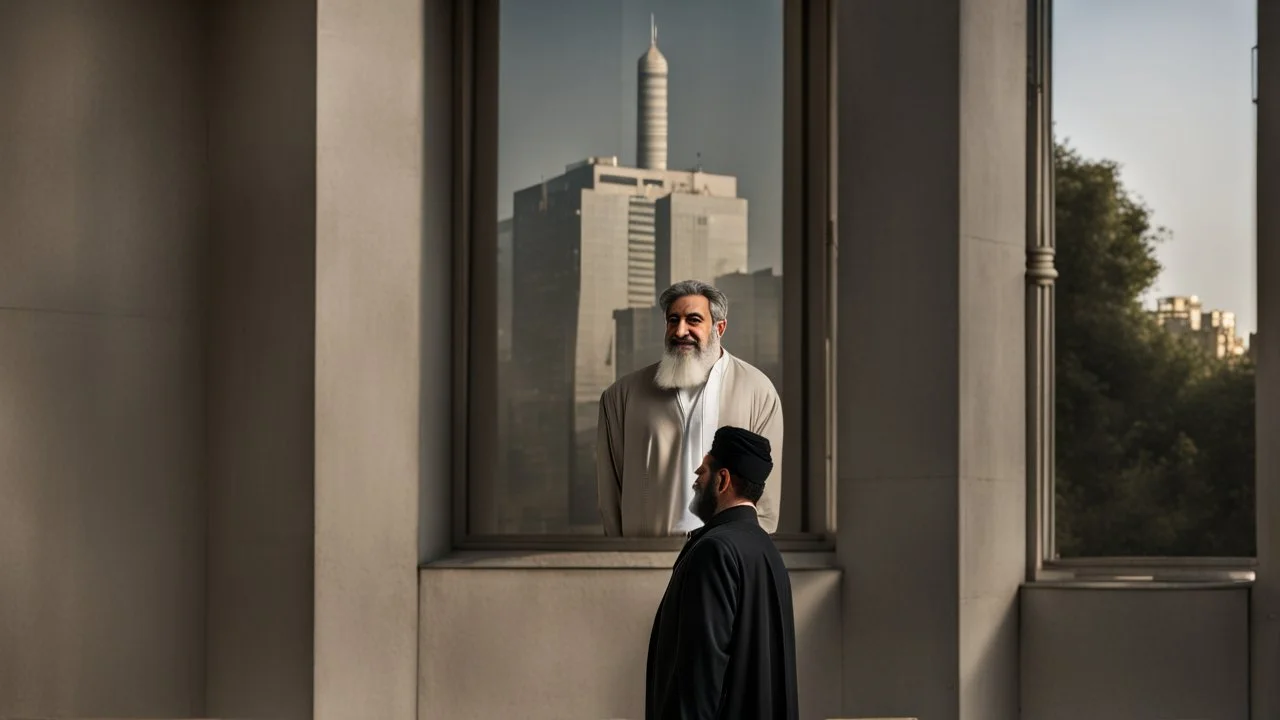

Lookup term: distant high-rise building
[637,16,668,171]
[498,217,513,362]
[655,190,749,292]
[507,29,749,532]
[1153,295,1247,359]
[715,269,782,392]
[1154,295,1204,333]
[509,157,747,532]
[614,306,667,380]
[496,218,514,530]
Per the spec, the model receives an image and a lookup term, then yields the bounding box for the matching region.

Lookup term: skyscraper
[507,29,750,532]
[1153,295,1248,359]
[614,305,667,380]
[715,269,783,392]
[497,217,514,363]
[637,15,668,171]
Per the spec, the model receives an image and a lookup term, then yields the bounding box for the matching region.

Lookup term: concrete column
[315,0,441,717]
[835,0,1027,717]
[205,1,317,718]
[1252,2,1280,717]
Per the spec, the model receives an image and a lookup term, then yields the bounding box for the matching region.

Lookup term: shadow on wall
[0,0,208,716]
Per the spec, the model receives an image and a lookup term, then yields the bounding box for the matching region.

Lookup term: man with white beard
[597,280,784,536]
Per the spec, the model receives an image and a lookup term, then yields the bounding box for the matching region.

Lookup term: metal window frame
[451,0,836,552]
[1026,0,1258,582]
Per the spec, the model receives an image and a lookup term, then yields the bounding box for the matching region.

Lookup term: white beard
[654,332,722,390]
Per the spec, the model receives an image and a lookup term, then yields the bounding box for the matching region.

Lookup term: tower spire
[637,13,668,170]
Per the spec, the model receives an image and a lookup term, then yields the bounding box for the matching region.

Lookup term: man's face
[665,295,726,354]
[689,454,725,523]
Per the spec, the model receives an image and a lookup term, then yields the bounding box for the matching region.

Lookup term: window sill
[1024,578,1253,590]
[444,532,833,554]
[422,550,838,571]
[1030,559,1255,588]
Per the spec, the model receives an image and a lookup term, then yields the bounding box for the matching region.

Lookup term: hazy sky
[498,0,784,272]
[499,0,1258,336]
[1054,0,1258,337]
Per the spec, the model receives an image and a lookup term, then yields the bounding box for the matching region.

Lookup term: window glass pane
[1053,0,1257,557]
[487,0,785,534]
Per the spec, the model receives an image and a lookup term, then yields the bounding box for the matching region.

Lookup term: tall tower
[637,15,669,170]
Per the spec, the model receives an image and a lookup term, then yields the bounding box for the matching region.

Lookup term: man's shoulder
[698,517,773,553]
[707,518,781,554]
[724,353,779,396]
[686,524,786,583]
[685,532,742,570]
[601,362,661,402]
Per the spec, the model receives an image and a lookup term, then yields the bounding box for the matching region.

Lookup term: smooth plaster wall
[836,0,1026,717]
[836,1,961,708]
[205,1,317,718]
[1022,585,1249,720]
[418,566,842,720]
[954,0,1027,717]
[315,0,440,716]
[0,0,208,715]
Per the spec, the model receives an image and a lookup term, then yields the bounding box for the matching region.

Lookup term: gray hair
[659,280,728,322]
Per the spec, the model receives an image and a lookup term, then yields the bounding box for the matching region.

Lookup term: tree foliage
[1053,142,1255,558]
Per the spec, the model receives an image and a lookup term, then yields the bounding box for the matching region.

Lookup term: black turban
[708,426,773,487]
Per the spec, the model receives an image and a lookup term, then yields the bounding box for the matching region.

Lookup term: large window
[457,0,833,544]
[1032,0,1258,562]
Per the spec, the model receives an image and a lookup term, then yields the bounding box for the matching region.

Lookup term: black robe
[645,505,799,720]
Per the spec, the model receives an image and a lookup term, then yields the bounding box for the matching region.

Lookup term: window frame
[451,0,837,551]
[1025,0,1259,580]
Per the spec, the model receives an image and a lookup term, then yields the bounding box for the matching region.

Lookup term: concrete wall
[836,0,1026,717]
[315,0,443,716]
[418,561,842,720]
[0,0,209,716]
[1022,585,1250,720]
[0,3,1267,720]
[205,1,317,718]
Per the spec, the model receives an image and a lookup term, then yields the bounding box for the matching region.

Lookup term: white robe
[672,353,728,532]
[596,352,784,536]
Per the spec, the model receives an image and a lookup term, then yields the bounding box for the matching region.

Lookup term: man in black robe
[645,426,799,720]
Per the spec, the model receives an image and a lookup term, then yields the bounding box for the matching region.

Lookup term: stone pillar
[314,0,449,717]
[834,0,1027,717]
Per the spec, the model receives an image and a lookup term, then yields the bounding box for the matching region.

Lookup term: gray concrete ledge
[1024,579,1253,591]
[423,550,839,570]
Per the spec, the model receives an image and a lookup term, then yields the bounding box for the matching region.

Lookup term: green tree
[1173,359,1256,555]
[1053,141,1255,558]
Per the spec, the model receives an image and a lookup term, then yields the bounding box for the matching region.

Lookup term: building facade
[507,28,748,532]
[507,157,747,531]
[715,268,783,391]
[1154,294,1248,359]
[3,2,1279,720]
[613,305,666,380]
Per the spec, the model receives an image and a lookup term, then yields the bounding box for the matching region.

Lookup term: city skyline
[499,0,1258,338]
[503,153,759,532]
[498,8,780,533]
[498,0,783,273]
[1055,0,1258,337]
